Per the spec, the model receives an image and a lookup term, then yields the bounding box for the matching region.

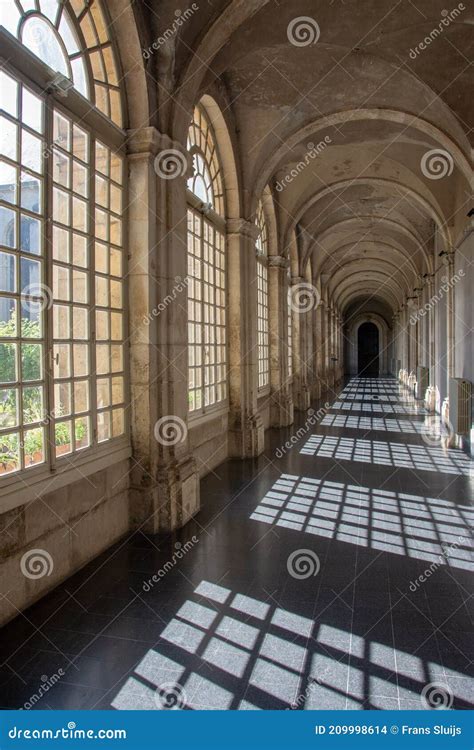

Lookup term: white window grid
[0,66,127,480]
[256,199,269,391]
[187,208,227,415]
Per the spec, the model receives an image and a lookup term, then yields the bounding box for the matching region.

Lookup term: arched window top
[256,199,268,257]
[187,105,224,217]
[0,0,123,127]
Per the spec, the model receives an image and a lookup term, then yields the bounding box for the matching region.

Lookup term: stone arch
[199,94,241,221]
[345,314,391,376]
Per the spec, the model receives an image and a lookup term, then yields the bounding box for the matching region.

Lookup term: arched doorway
[358,322,379,376]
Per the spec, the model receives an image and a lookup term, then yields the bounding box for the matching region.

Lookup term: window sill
[188,405,229,429]
[0,439,132,514]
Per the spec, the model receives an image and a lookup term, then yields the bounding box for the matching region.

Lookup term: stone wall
[0,460,129,628]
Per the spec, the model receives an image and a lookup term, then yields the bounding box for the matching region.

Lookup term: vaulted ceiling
[137,0,473,323]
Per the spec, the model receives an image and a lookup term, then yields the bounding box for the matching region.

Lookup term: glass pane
[0,298,16,335]
[0,388,18,428]
[0,252,16,293]
[22,88,43,134]
[0,343,17,382]
[23,385,43,424]
[21,342,42,381]
[53,343,70,378]
[0,432,20,475]
[75,416,89,449]
[21,173,41,213]
[22,17,69,77]
[20,215,41,255]
[23,427,44,467]
[21,131,42,173]
[0,161,17,204]
[0,117,17,159]
[54,382,71,417]
[55,420,72,456]
[0,206,16,247]
[74,380,88,413]
[0,72,18,117]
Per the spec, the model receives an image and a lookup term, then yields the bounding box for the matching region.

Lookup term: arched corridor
[0,0,472,715]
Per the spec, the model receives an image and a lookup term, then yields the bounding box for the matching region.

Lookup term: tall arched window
[186,105,226,415]
[0,0,127,479]
[255,199,269,390]
[287,266,293,378]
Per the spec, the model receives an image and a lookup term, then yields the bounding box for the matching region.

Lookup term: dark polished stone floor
[1,377,473,711]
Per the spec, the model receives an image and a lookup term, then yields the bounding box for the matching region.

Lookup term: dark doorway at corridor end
[358,322,379,376]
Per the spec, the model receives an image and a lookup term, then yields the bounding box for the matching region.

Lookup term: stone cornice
[227,218,260,241]
[268,255,290,269]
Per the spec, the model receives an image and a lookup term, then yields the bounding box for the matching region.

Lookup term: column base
[130,455,200,534]
[270,388,294,427]
[311,378,321,401]
[294,383,311,411]
[229,413,265,458]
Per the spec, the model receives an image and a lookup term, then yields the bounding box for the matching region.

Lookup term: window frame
[186,106,229,424]
[255,200,270,395]
[0,33,130,508]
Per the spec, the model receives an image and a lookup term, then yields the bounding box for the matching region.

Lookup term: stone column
[311,302,323,400]
[291,276,311,410]
[128,127,199,534]
[227,219,264,457]
[268,255,294,426]
[444,253,455,380]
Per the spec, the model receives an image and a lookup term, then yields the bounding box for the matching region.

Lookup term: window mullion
[200,214,205,415]
[89,137,98,446]
[44,94,56,473]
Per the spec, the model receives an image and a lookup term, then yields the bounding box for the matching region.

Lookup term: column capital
[227,218,260,241]
[126,126,192,176]
[268,255,290,269]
